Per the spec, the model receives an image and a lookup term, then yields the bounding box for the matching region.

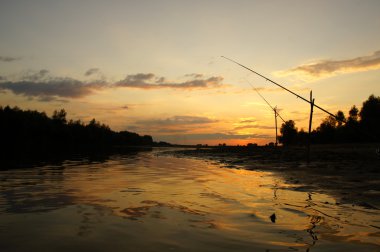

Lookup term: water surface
[0,149,379,251]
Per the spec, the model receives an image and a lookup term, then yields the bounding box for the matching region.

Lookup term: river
[0,149,379,251]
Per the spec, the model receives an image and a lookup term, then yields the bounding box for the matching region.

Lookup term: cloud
[154,132,273,145]
[158,133,272,141]
[0,70,106,99]
[276,50,380,81]
[0,56,21,62]
[136,115,217,126]
[0,70,225,101]
[149,128,191,134]
[129,115,218,135]
[233,116,276,131]
[239,119,257,123]
[0,79,100,98]
[84,68,100,76]
[22,69,50,81]
[184,73,204,78]
[117,73,155,86]
[116,73,223,90]
[36,96,69,103]
[234,125,275,130]
[156,77,166,83]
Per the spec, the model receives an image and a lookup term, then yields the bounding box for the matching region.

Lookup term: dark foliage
[360,95,380,140]
[278,120,298,146]
[0,106,154,166]
[279,95,380,145]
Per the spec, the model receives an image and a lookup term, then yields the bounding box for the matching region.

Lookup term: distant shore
[167,143,380,209]
[1,145,155,169]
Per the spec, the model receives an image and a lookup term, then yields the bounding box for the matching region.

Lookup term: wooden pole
[307,91,315,163]
[274,107,278,146]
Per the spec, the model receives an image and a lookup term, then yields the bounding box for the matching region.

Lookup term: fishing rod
[221,56,343,122]
[246,81,286,123]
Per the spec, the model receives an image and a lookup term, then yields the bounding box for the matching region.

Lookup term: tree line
[0,106,154,157]
[279,95,380,145]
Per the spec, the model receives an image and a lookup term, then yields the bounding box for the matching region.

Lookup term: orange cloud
[276,50,380,81]
[155,133,272,145]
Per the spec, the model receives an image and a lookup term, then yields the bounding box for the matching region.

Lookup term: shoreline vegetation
[277,94,380,145]
[0,106,170,168]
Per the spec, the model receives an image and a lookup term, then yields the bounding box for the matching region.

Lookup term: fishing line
[245,78,286,123]
[222,56,344,123]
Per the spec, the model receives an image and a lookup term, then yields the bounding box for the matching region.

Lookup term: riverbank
[167,143,380,209]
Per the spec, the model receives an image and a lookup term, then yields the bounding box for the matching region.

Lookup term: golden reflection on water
[0,150,379,251]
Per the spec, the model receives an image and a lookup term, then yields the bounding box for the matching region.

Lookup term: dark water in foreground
[0,149,379,252]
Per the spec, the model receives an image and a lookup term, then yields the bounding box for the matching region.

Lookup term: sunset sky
[1,0,380,145]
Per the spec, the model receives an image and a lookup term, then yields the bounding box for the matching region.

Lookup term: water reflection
[0,149,379,251]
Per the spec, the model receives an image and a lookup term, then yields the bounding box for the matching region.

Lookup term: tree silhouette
[279,120,298,145]
[0,106,154,166]
[344,105,361,142]
[348,105,359,122]
[277,95,379,145]
[335,110,345,127]
[52,109,67,124]
[359,95,380,141]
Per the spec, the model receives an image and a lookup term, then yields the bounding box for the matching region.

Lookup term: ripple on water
[0,150,379,251]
